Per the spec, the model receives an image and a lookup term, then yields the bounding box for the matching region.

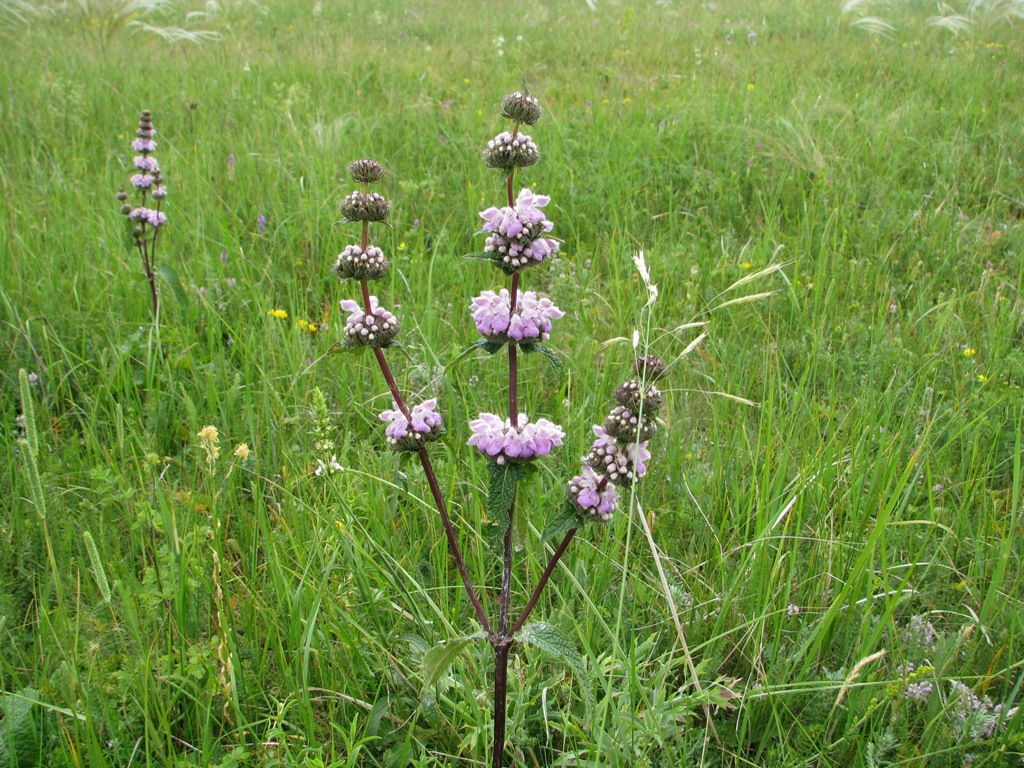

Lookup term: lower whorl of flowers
[567,466,620,522]
[334,244,390,281]
[468,413,564,465]
[340,296,399,348]
[380,399,443,451]
[127,207,167,229]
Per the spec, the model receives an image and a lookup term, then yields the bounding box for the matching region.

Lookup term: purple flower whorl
[470,288,564,344]
[334,244,390,281]
[567,466,620,522]
[380,399,443,451]
[340,296,399,348]
[468,413,565,465]
[478,188,559,272]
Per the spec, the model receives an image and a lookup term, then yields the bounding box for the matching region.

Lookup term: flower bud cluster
[501,91,542,125]
[479,188,559,272]
[340,296,399,348]
[567,355,668,522]
[468,413,565,465]
[335,160,394,282]
[119,110,167,234]
[484,131,540,170]
[336,158,441,451]
[340,190,391,222]
[380,399,443,451]
[470,288,564,344]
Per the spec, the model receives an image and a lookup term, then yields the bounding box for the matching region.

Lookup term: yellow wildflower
[269,309,288,319]
[978,374,988,382]
[398,242,407,251]
[233,443,250,460]
[747,84,755,91]
[740,262,753,269]
[962,347,977,357]
[197,425,220,464]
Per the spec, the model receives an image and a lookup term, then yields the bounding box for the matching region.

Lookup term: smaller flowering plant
[117,109,168,319]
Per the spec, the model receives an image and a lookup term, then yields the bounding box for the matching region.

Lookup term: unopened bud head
[501,90,542,125]
[349,158,385,184]
[339,190,391,222]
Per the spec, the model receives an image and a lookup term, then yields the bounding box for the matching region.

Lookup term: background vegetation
[2,0,1023,765]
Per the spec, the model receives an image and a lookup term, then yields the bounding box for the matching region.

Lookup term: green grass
[2,0,1024,765]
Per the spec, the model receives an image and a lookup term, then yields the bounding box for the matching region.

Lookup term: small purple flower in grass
[133,138,157,153]
[131,173,155,189]
[905,681,933,702]
[258,214,267,234]
[134,155,160,173]
[470,288,564,343]
[380,399,443,451]
[567,466,620,522]
[468,412,564,465]
[341,295,400,348]
[128,207,167,229]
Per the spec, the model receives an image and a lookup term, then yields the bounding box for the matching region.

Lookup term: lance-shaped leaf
[543,500,581,544]
[421,632,489,690]
[518,342,564,374]
[516,622,592,702]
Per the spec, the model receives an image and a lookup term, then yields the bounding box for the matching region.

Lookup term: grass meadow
[2,0,1024,764]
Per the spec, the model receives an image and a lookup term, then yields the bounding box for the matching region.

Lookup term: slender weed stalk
[332,92,670,766]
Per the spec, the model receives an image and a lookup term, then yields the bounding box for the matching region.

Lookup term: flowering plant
[332,91,668,766]
[117,110,168,319]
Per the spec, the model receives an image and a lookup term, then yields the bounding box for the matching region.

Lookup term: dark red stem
[512,528,577,634]
[492,642,511,768]
[419,448,493,636]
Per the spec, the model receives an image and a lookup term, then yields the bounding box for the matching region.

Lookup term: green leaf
[448,338,506,371]
[0,688,42,768]
[518,343,564,374]
[421,632,488,690]
[464,251,502,264]
[486,463,526,533]
[515,623,591,701]
[543,500,581,543]
[155,263,188,307]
